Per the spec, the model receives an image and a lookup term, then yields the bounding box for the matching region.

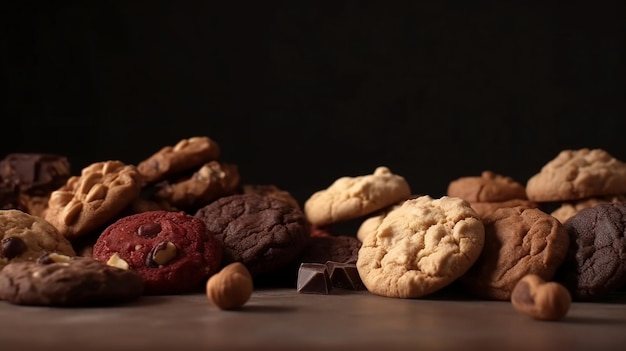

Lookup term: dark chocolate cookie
[0,254,143,306]
[194,193,308,277]
[0,153,71,196]
[299,235,361,264]
[555,202,626,300]
[92,210,222,295]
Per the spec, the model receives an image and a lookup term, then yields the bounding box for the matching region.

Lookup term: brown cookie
[242,184,301,210]
[44,160,143,239]
[0,254,143,306]
[526,148,626,202]
[0,153,71,196]
[447,170,527,203]
[550,194,626,224]
[137,136,221,184]
[154,161,240,210]
[469,198,539,218]
[460,206,569,300]
[554,202,626,300]
[92,210,222,295]
[194,193,308,277]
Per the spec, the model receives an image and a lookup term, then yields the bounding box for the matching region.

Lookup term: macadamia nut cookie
[44,160,142,239]
[526,148,626,202]
[356,195,485,299]
[0,210,76,270]
[460,206,569,300]
[304,167,411,227]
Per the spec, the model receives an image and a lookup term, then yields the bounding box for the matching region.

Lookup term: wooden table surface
[1,287,626,351]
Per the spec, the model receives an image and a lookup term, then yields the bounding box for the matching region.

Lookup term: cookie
[0,253,143,306]
[304,166,411,227]
[137,136,221,184]
[550,195,626,224]
[299,235,361,264]
[0,209,76,270]
[44,160,143,239]
[242,184,300,210]
[460,206,569,300]
[447,170,527,203]
[92,210,222,295]
[194,193,308,277]
[0,153,71,196]
[356,195,485,298]
[526,148,626,202]
[554,202,626,300]
[469,198,539,218]
[0,180,26,211]
[154,161,240,210]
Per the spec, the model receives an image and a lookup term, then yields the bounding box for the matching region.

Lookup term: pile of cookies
[0,142,625,321]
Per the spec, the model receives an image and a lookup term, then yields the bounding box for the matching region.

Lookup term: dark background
[2,1,625,205]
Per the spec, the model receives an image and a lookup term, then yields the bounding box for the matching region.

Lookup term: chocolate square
[296,263,332,294]
[326,261,364,290]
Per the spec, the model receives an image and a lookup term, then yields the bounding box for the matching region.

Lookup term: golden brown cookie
[469,198,539,218]
[137,136,221,184]
[460,206,569,300]
[0,209,76,270]
[44,160,143,239]
[304,167,411,227]
[447,170,527,202]
[526,148,626,202]
[356,195,485,298]
[154,161,240,210]
[550,194,626,224]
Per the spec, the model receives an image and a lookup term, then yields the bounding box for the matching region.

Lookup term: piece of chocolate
[326,261,364,290]
[0,153,71,196]
[296,263,332,294]
[0,180,25,210]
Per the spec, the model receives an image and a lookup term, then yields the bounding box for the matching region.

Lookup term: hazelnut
[206,262,253,310]
[511,274,571,321]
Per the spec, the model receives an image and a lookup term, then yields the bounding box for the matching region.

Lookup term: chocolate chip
[326,261,364,290]
[145,241,176,268]
[1,236,27,259]
[138,222,161,238]
[297,263,332,294]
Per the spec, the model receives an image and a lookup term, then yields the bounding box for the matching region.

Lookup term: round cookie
[92,210,222,295]
[137,136,221,184]
[550,194,626,224]
[194,193,308,277]
[0,254,144,306]
[44,160,143,239]
[304,166,411,227]
[356,195,485,299]
[299,235,361,264]
[0,209,76,270]
[554,202,626,300]
[526,148,626,202]
[460,206,569,300]
[469,198,539,218]
[154,161,240,210]
[242,184,301,210]
[447,170,527,203]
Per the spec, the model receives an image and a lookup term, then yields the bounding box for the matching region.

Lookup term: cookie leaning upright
[356,195,485,299]
[137,136,221,184]
[526,148,626,202]
[0,210,76,270]
[304,167,412,227]
[44,160,143,239]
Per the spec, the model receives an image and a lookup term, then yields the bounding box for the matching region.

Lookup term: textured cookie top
[526,148,626,202]
[304,167,411,227]
[550,195,626,224]
[0,210,76,270]
[137,136,221,183]
[356,195,484,298]
[44,160,143,239]
[555,202,626,300]
[460,206,569,300]
[447,170,527,202]
[0,255,143,306]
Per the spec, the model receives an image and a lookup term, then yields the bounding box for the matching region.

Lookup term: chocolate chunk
[326,261,364,290]
[138,222,161,238]
[0,180,25,211]
[1,237,27,259]
[0,153,71,196]
[297,263,332,294]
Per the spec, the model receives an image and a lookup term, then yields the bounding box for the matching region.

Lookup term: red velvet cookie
[92,210,222,295]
